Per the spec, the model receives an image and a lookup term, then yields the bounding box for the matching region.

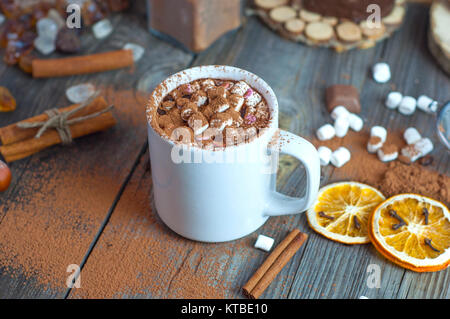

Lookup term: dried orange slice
[369,194,450,272]
[307,182,385,244]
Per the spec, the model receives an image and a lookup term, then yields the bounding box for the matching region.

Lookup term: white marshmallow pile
[400,128,434,162]
[254,234,275,252]
[372,62,391,83]
[385,92,438,115]
[316,106,363,141]
[367,126,387,153]
[385,91,402,109]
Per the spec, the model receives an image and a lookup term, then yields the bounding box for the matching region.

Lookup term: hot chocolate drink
[153,78,272,149]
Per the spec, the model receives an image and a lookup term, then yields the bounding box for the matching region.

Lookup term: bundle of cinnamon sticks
[243,229,308,299]
[0,96,116,162]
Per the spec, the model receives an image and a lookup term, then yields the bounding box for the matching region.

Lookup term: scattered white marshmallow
[318,146,332,166]
[367,126,387,153]
[316,124,336,141]
[385,91,403,109]
[417,95,438,113]
[330,147,351,168]
[398,96,417,115]
[401,145,421,162]
[367,138,384,153]
[377,146,398,162]
[370,126,387,143]
[331,105,350,120]
[348,113,363,132]
[254,234,275,252]
[403,127,421,145]
[401,137,434,162]
[334,116,350,138]
[372,62,391,83]
[415,138,433,157]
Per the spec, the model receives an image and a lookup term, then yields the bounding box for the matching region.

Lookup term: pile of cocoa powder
[313,130,449,205]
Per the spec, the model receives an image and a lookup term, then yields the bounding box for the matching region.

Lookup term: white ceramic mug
[147,65,320,242]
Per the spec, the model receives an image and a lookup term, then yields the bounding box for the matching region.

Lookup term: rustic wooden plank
[0,1,193,298]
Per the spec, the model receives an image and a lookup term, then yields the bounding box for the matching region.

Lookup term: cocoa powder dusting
[0,88,148,294]
[70,153,255,298]
[0,87,267,298]
[313,130,449,206]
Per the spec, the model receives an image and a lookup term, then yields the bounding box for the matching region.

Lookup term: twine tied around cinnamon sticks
[17,92,113,145]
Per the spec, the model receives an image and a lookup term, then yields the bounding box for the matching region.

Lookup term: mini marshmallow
[367,136,383,153]
[377,144,398,162]
[245,90,262,107]
[330,147,351,168]
[200,79,215,90]
[403,127,421,145]
[318,146,332,166]
[415,138,433,157]
[348,113,363,132]
[254,234,275,252]
[231,81,250,96]
[372,62,391,83]
[331,105,350,120]
[417,95,438,113]
[398,96,417,115]
[401,145,421,162]
[385,91,403,109]
[229,94,245,112]
[334,116,350,138]
[316,124,335,141]
[370,126,387,143]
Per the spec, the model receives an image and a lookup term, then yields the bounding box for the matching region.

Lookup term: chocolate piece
[326,85,361,114]
[303,0,395,22]
[418,155,434,166]
[149,0,241,52]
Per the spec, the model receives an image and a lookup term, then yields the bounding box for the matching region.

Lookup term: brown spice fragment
[424,238,440,252]
[319,211,335,220]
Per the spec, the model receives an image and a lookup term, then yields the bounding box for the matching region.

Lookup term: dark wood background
[0,1,448,298]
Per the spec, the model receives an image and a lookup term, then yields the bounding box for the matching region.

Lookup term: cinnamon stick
[32,49,134,78]
[242,229,308,299]
[0,96,108,146]
[0,112,116,163]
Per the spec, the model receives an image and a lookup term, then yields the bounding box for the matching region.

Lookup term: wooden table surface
[0,1,448,299]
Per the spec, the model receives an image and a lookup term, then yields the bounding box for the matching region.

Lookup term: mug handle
[263,130,321,216]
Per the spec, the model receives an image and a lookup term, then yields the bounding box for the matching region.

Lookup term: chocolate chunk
[418,155,434,166]
[326,85,361,114]
[56,28,81,53]
[157,108,167,115]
